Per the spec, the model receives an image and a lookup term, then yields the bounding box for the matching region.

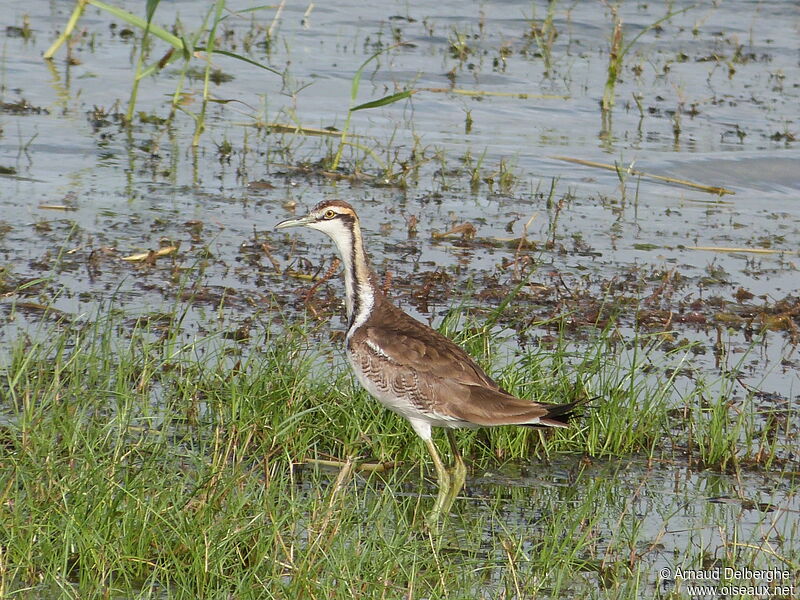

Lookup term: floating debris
[688,245,799,255]
[121,246,178,262]
[551,155,735,195]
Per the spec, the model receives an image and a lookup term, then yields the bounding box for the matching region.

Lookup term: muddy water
[2,2,797,388]
[0,0,798,593]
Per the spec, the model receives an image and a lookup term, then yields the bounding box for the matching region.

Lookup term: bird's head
[275,200,359,242]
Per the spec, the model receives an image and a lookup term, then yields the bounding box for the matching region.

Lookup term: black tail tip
[541,395,596,426]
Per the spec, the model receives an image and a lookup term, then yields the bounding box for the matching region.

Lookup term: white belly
[344,346,470,439]
[345,348,417,417]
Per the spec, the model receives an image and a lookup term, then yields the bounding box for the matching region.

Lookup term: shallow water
[471,454,797,596]
[0,0,798,595]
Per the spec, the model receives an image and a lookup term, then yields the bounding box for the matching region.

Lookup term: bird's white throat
[311,217,376,331]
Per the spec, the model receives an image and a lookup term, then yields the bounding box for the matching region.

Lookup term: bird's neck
[332,219,377,330]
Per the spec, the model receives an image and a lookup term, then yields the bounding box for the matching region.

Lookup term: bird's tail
[532,396,594,428]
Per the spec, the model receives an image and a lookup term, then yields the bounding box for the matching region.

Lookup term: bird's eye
[323,209,337,220]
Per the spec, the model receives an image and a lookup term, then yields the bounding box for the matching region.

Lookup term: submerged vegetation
[1,0,798,597]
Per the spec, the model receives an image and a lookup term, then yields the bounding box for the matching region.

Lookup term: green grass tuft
[1,301,796,598]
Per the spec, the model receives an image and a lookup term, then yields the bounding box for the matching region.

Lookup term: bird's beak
[275,213,313,230]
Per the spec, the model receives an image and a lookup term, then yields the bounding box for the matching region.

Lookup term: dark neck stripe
[348,224,362,327]
[339,214,376,330]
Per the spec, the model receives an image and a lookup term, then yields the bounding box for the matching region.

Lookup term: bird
[275,200,587,523]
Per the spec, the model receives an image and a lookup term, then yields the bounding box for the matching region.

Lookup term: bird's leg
[423,437,450,525]
[443,429,467,509]
[446,430,466,488]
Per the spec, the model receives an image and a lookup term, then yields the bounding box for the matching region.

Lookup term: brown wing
[361,300,500,390]
[350,327,581,428]
[440,381,582,428]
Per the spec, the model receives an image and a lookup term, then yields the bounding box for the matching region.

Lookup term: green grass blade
[218,4,277,21]
[351,90,415,112]
[88,0,183,49]
[196,48,283,76]
[145,0,161,23]
[191,0,226,146]
[620,5,695,59]
[331,43,408,172]
[43,1,86,59]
